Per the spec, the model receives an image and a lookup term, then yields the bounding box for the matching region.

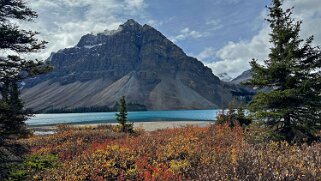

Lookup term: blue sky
[145,0,268,55]
[26,0,321,78]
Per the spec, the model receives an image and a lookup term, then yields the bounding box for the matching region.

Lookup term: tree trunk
[284,114,291,128]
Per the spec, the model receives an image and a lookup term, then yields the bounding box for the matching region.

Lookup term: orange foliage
[19,124,321,180]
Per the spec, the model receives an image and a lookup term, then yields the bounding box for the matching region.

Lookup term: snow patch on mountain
[84,43,103,49]
[218,73,232,82]
[102,26,123,36]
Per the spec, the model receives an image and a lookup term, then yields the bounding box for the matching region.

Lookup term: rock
[22,19,252,112]
[231,70,252,85]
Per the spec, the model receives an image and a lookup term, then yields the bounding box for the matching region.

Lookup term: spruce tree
[247,0,321,142]
[115,96,128,132]
[0,0,51,138]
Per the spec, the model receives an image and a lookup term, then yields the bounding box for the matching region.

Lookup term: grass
[4,124,321,180]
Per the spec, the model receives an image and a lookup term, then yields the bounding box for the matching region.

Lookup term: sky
[24,0,321,78]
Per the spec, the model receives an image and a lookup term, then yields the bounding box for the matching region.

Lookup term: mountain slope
[22,19,250,112]
[231,70,252,84]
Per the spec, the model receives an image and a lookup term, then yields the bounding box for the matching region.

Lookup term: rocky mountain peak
[119,19,143,32]
[76,19,158,48]
[22,19,252,112]
[123,19,141,27]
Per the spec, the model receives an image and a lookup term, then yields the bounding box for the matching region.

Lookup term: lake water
[26,109,219,126]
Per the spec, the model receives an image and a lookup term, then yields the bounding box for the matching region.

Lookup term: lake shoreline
[26,109,218,127]
[29,121,213,135]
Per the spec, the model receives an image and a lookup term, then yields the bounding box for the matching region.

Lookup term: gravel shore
[29,121,213,135]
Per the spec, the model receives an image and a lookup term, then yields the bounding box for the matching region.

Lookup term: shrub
[244,122,275,144]
[216,107,252,128]
[8,154,58,180]
[14,124,321,180]
[113,123,134,133]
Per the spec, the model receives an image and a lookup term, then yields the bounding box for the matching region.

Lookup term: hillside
[22,19,251,112]
[231,70,252,85]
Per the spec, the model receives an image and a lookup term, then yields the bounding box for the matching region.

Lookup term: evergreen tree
[0,0,51,138]
[115,96,128,132]
[216,101,252,128]
[246,0,321,142]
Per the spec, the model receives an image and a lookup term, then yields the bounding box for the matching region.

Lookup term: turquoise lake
[26,109,219,126]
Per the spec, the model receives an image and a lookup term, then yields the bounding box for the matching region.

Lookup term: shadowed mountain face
[231,70,252,85]
[22,19,249,112]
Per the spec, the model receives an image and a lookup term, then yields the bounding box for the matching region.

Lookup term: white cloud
[22,0,148,60]
[285,0,321,46]
[170,27,207,42]
[125,0,146,10]
[206,19,223,31]
[206,0,321,78]
[197,47,216,62]
[205,26,270,78]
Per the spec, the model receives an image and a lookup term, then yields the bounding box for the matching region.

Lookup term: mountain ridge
[231,70,252,84]
[22,19,251,112]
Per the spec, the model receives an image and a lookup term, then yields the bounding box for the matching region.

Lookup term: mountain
[231,70,252,85]
[21,19,251,112]
[231,69,273,94]
[218,73,232,82]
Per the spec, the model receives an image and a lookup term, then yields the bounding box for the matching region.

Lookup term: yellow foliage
[16,123,321,180]
[169,160,191,174]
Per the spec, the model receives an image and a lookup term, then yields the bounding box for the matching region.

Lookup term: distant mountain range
[231,70,252,84]
[21,19,252,113]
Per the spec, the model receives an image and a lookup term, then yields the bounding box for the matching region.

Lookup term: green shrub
[8,154,58,180]
[216,107,252,128]
[244,122,275,144]
[113,123,134,133]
